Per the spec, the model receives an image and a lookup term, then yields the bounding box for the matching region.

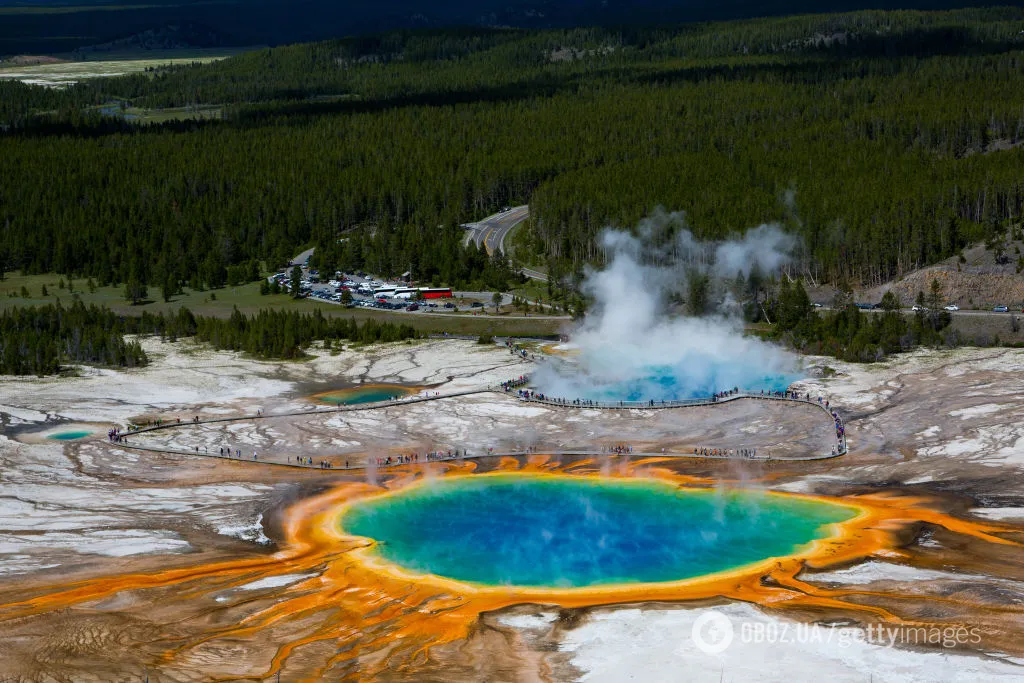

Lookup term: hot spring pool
[340,475,857,588]
[314,384,418,406]
[47,430,92,441]
[537,364,802,403]
[589,365,799,402]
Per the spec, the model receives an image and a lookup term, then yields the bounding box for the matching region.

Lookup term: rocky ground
[792,347,1024,496]
[0,339,1021,681]
[0,338,530,578]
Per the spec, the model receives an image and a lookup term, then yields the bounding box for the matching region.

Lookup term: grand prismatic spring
[340,474,857,587]
[0,456,1021,680]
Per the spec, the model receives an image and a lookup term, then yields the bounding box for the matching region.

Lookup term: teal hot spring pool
[47,430,92,441]
[314,384,417,405]
[340,475,858,588]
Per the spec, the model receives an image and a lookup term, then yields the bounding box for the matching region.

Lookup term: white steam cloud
[532,210,801,402]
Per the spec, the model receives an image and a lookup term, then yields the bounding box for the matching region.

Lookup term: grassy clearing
[0,53,235,87]
[67,48,254,61]
[0,272,566,338]
[83,102,222,123]
[510,279,553,302]
[509,279,566,316]
[125,104,221,123]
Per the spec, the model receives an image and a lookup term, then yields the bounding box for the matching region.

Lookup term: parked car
[470,302,484,308]
[406,303,420,311]
[444,302,456,309]
[994,305,1009,313]
[944,304,959,311]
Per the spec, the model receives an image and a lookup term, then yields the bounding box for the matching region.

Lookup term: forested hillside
[1,9,1023,297]
[1,0,1011,56]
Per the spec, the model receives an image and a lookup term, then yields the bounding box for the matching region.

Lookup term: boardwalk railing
[110,384,846,466]
[511,390,848,458]
[121,387,494,436]
[517,390,812,410]
[112,442,844,472]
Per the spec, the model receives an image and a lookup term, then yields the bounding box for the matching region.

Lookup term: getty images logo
[691,611,734,654]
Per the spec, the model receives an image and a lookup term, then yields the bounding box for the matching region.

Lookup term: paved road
[815,304,1021,320]
[290,247,316,267]
[295,211,548,286]
[464,206,530,254]
[463,206,550,282]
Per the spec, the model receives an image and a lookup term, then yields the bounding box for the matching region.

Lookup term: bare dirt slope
[862,230,1024,309]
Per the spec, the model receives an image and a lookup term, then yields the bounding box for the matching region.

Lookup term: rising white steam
[532,210,801,401]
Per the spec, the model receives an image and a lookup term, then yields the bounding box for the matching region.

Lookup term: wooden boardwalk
[105,386,847,470]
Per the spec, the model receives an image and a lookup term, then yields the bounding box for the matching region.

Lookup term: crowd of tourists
[287,455,335,468]
[107,426,139,443]
[832,409,846,453]
[517,387,748,407]
[761,389,805,400]
[500,376,529,391]
[514,390,596,406]
[216,447,255,459]
[692,446,760,458]
[374,449,466,467]
[505,339,530,359]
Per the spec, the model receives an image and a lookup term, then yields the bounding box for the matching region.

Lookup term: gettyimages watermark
[691,611,983,654]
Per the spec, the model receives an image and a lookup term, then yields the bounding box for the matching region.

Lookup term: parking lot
[270,263,510,315]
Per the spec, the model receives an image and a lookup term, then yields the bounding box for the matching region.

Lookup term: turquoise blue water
[48,430,92,441]
[592,364,799,401]
[315,385,415,405]
[341,476,856,588]
[533,362,800,402]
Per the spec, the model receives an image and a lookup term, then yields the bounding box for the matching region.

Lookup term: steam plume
[532,210,800,401]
